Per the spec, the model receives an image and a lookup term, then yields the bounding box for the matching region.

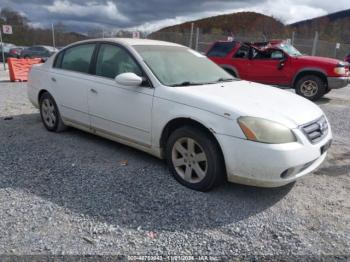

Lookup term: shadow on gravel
[0,113,294,231]
[315,97,331,105]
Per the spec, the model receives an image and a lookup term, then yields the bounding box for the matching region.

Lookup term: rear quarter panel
[27,60,53,108]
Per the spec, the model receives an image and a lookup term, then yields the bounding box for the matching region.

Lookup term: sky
[1,0,350,33]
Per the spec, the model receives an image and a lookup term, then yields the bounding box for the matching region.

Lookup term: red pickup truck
[207,40,350,101]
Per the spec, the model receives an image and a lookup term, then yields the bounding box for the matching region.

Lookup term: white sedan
[27,38,332,191]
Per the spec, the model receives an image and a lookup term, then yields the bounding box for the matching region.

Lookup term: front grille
[301,116,328,144]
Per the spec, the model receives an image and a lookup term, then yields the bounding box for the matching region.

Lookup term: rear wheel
[39,92,67,132]
[166,126,225,191]
[295,75,326,101]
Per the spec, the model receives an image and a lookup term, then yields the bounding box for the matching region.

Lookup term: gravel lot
[0,66,349,259]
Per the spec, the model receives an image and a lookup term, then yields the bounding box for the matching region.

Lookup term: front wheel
[166,126,225,191]
[295,75,326,101]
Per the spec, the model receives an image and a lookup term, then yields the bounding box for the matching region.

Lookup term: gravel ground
[0,67,349,259]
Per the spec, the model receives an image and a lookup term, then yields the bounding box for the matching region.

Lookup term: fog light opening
[280,168,295,179]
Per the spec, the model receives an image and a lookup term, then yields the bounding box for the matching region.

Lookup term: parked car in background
[345,53,350,64]
[20,45,58,59]
[28,38,332,191]
[9,46,27,58]
[0,43,16,62]
[207,40,350,101]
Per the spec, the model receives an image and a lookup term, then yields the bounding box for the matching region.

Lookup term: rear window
[207,42,236,57]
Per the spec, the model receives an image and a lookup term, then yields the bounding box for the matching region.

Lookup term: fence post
[0,30,6,71]
[51,23,56,48]
[311,31,318,56]
[189,23,194,48]
[195,27,199,51]
[291,31,295,46]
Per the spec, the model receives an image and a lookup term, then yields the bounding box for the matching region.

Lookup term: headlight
[237,116,297,144]
[334,64,346,75]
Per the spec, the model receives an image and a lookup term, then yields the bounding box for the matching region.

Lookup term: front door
[249,49,289,85]
[88,43,154,146]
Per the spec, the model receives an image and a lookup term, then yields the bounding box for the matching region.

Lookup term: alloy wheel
[171,137,208,183]
[300,80,318,97]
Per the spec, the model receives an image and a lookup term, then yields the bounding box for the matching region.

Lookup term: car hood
[294,55,341,65]
[168,80,324,128]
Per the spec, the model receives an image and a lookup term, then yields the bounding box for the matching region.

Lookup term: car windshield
[134,45,234,86]
[278,43,302,56]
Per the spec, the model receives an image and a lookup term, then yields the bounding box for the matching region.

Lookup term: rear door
[50,43,97,127]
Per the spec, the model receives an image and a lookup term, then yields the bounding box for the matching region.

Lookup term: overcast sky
[1,0,350,32]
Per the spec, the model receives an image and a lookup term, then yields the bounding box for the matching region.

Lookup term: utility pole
[51,23,56,48]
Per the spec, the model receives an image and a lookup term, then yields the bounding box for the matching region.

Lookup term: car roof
[65,38,183,48]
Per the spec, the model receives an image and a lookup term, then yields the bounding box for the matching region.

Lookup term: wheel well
[38,89,49,103]
[293,71,328,89]
[222,67,237,77]
[160,118,225,163]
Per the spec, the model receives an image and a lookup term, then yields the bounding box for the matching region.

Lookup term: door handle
[90,88,98,94]
[51,77,56,82]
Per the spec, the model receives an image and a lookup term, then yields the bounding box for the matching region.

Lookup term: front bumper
[327,76,350,89]
[216,126,332,187]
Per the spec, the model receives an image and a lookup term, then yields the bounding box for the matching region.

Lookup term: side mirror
[115,72,143,87]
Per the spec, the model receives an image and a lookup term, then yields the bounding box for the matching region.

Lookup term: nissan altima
[27,38,332,191]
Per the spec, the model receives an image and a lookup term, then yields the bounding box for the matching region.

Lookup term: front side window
[253,49,284,60]
[95,44,142,79]
[134,45,233,86]
[234,46,249,59]
[60,44,95,74]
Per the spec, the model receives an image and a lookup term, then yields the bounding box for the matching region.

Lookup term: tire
[295,75,326,101]
[325,88,331,95]
[166,126,225,191]
[39,92,67,132]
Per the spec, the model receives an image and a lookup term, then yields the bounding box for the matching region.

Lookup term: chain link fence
[1,24,349,60]
[150,30,350,60]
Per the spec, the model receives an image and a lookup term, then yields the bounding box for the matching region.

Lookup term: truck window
[207,42,236,58]
[234,46,249,59]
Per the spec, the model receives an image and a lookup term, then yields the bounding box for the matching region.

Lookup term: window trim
[52,41,153,88]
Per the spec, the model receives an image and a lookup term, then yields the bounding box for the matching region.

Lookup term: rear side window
[207,42,236,57]
[60,44,95,74]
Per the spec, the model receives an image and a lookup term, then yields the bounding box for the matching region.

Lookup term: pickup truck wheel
[295,75,326,101]
[166,126,225,191]
[39,92,67,132]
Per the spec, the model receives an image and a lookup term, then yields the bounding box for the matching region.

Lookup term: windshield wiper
[216,77,235,82]
[169,81,204,87]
